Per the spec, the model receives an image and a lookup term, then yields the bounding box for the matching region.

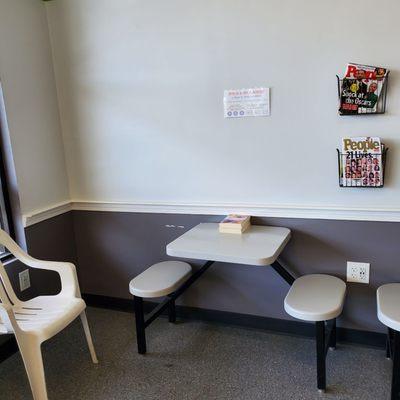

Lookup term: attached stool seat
[129,261,192,354]
[129,261,192,298]
[285,274,346,321]
[284,274,346,392]
[377,283,400,400]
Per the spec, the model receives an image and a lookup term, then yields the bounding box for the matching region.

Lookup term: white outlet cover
[19,269,31,291]
[347,261,370,284]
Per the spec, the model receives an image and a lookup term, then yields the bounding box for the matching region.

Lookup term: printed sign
[223,87,270,118]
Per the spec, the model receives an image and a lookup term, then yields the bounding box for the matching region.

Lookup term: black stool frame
[134,260,214,354]
[316,319,337,392]
[386,328,400,400]
[133,259,295,354]
[133,258,339,392]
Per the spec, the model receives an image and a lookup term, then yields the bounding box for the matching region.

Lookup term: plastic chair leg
[80,311,99,364]
[18,339,48,400]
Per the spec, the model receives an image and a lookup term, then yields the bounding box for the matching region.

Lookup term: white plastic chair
[0,229,98,400]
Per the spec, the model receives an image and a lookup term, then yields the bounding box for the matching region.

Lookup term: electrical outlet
[19,269,31,291]
[346,261,370,283]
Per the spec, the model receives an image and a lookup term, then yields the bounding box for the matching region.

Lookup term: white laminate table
[167,223,291,266]
[166,223,294,286]
[129,223,294,356]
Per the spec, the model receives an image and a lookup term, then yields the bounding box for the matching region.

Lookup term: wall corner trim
[22,200,400,227]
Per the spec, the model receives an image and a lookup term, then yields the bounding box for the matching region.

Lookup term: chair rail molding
[23,201,72,227]
[22,200,400,227]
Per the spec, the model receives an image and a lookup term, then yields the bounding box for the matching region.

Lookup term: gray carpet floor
[0,307,392,399]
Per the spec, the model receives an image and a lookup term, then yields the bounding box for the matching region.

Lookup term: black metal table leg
[387,328,393,359]
[328,319,337,350]
[168,296,176,323]
[316,321,326,392]
[392,331,400,400]
[134,296,147,354]
[271,260,295,285]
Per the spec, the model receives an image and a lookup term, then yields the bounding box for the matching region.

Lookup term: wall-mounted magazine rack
[336,73,389,115]
[337,147,388,188]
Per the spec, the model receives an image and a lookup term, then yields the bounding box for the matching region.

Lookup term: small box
[219,215,251,234]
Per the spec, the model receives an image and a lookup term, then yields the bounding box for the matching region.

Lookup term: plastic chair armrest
[26,259,81,298]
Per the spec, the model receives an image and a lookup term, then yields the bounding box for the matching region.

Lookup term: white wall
[46,0,400,210]
[0,0,69,215]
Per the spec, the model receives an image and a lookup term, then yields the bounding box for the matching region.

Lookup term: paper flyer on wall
[224,87,270,118]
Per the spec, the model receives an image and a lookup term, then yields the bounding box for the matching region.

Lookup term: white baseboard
[22,200,400,227]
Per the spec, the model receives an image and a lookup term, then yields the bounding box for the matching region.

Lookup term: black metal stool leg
[168,297,176,323]
[134,296,146,354]
[387,328,393,359]
[329,319,337,350]
[316,321,326,392]
[392,330,400,400]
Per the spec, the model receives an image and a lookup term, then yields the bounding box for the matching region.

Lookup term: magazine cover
[341,137,383,187]
[345,63,387,81]
[220,215,250,225]
[339,63,388,115]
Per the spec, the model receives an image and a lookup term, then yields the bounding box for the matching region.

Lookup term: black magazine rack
[337,148,388,188]
[337,73,389,115]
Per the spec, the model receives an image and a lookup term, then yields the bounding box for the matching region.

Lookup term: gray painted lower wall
[24,212,77,297]
[70,211,400,334]
[14,210,400,334]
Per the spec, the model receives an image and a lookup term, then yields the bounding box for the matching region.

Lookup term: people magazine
[339,63,389,115]
[340,137,384,187]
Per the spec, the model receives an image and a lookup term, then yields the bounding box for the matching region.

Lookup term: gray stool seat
[377,283,400,400]
[130,260,192,354]
[377,283,400,332]
[284,274,346,322]
[284,274,347,392]
[129,261,192,298]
